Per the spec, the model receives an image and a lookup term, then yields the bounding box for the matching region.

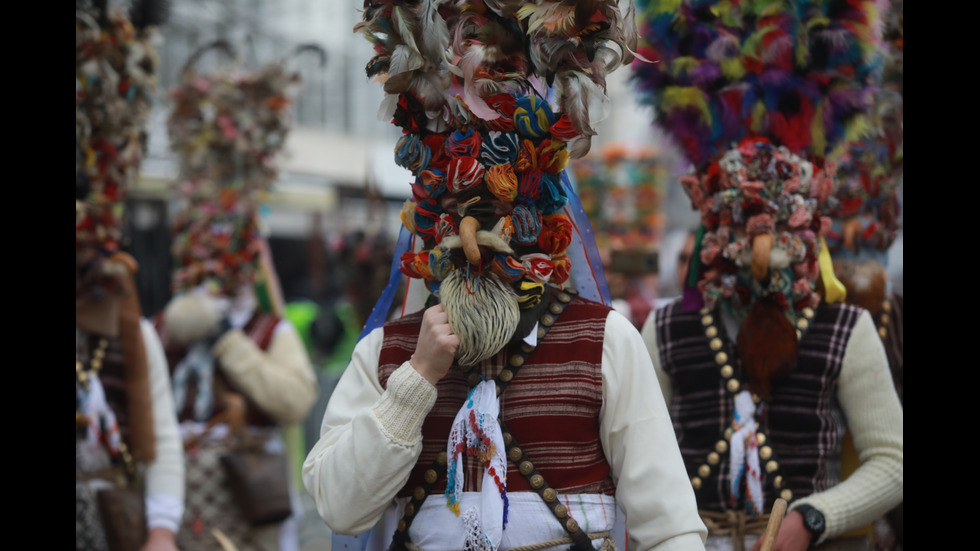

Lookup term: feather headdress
[166,43,306,296]
[356,0,636,302]
[76,3,165,303]
[358,0,637,153]
[76,4,160,260]
[826,0,902,263]
[632,0,886,170]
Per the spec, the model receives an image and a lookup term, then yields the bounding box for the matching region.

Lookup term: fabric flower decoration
[485,164,518,203]
[446,157,485,193]
[536,174,568,215]
[538,214,573,256]
[446,128,483,159]
[513,96,556,139]
[480,131,520,166]
[521,253,554,283]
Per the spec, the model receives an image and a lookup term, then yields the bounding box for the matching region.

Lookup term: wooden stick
[212,527,240,551]
[760,498,788,551]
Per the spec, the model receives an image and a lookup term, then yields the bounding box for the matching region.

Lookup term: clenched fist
[409,304,460,386]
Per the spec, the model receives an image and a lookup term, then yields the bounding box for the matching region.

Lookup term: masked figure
[633,1,903,550]
[303,1,708,550]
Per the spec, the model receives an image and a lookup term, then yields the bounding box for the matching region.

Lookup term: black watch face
[804,508,825,533]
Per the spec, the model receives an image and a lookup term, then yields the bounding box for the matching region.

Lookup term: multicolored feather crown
[166,44,303,296]
[826,0,902,263]
[357,0,638,304]
[631,0,887,171]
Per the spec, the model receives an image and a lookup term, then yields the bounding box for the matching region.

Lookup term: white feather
[411,70,452,114]
[418,0,450,61]
[556,70,609,138]
[388,44,425,85]
[459,45,502,121]
[519,3,578,35]
[377,93,398,122]
[391,5,422,59]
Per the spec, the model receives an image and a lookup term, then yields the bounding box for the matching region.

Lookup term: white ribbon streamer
[729,390,764,515]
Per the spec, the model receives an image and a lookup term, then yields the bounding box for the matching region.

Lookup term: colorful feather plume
[356,0,638,155]
[825,0,902,261]
[631,0,888,171]
[166,43,305,295]
[355,0,639,298]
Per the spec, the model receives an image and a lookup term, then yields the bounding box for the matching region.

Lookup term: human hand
[749,510,813,551]
[139,527,178,551]
[410,304,459,386]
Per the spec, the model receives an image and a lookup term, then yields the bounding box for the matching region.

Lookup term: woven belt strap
[699,510,770,551]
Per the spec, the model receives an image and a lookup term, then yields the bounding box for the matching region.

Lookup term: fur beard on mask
[439,269,521,367]
[736,295,797,400]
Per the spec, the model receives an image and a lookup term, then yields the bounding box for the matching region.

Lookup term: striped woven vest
[379,295,617,498]
[654,300,863,513]
[156,311,281,427]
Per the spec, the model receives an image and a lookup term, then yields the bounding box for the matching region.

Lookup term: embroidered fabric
[408,493,617,551]
[77,373,123,468]
[446,380,509,551]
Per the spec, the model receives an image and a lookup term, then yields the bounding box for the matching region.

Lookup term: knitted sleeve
[302,327,438,535]
[639,307,673,403]
[601,310,707,550]
[788,310,903,544]
[140,318,186,533]
[211,319,319,424]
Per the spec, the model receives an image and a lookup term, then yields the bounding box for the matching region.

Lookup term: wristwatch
[794,504,826,540]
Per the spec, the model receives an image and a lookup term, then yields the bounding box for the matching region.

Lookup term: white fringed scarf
[170,341,215,422]
[446,379,509,551]
[77,373,122,464]
[729,390,764,516]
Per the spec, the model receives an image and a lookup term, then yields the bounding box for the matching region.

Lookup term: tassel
[818,236,847,304]
[681,225,706,311]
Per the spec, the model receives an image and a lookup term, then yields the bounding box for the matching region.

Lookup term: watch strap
[794,504,826,540]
